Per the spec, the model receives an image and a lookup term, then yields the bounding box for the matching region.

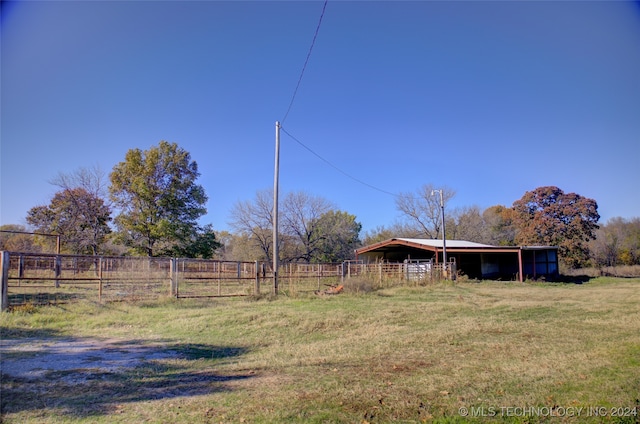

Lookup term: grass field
[1,278,639,423]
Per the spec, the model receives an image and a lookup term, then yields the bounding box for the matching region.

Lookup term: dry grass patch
[1,278,639,423]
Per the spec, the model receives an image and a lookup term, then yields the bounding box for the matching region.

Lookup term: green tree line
[1,141,637,270]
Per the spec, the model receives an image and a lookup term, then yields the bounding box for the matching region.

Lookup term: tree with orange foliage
[512,186,599,269]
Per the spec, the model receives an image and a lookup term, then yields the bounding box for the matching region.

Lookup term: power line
[281,0,328,125]
[280,126,398,198]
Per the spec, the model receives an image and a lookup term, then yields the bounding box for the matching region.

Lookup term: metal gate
[173,259,266,298]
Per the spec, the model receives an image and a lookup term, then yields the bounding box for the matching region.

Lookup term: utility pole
[272,121,281,295]
[431,189,447,276]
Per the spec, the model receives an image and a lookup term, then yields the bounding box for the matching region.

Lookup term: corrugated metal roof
[396,238,497,248]
[355,238,558,256]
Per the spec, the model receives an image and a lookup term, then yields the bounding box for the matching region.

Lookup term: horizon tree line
[1,141,636,270]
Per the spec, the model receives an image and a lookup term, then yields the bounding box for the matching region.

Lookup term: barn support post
[518,249,524,283]
[1,251,9,311]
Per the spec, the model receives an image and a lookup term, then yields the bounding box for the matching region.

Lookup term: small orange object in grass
[315,284,344,295]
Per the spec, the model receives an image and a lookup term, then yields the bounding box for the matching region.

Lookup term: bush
[563,265,640,278]
[343,276,375,294]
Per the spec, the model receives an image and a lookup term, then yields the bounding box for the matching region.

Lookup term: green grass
[2,278,640,423]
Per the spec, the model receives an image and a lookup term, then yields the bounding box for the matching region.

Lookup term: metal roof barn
[355,238,559,281]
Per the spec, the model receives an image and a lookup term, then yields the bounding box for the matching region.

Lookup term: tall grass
[563,265,640,278]
[2,278,639,423]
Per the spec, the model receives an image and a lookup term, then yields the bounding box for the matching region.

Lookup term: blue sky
[2,1,639,235]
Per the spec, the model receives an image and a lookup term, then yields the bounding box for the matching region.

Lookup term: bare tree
[230,190,361,263]
[50,164,110,202]
[361,222,421,246]
[395,184,455,238]
[590,217,640,267]
[447,206,486,242]
[229,190,274,261]
[281,191,334,262]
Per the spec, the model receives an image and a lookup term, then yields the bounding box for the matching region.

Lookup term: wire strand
[281,0,328,125]
[280,126,398,198]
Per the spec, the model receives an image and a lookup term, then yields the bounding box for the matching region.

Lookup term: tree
[109,141,210,257]
[26,187,111,254]
[362,225,396,246]
[310,210,362,263]
[482,205,516,246]
[590,217,640,267]
[0,225,42,252]
[281,191,335,262]
[228,190,274,261]
[50,164,110,201]
[447,206,486,243]
[446,205,516,246]
[211,230,233,260]
[229,189,361,263]
[396,184,456,238]
[512,186,599,269]
[151,224,219,259]
[361,222,422,246]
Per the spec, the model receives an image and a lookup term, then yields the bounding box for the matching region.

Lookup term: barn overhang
[355,238,558,281]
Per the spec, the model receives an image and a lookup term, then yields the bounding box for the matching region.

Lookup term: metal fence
[174,258,263,298]
[0,251,455,309]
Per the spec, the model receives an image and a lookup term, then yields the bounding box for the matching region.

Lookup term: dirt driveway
[1,336,255,419]
[1,337,180,381]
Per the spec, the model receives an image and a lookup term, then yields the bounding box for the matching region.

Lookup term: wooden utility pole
[273,121,281,295]
[431,189,447,277]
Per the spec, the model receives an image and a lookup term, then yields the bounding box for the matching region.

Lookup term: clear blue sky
[2,1,639,234]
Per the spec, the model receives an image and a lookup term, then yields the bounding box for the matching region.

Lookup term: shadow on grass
[0,325,63,339]
[0,335,254,419]
[555,274,593,284]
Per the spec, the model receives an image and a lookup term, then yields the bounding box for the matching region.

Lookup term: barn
[355,238,559,281]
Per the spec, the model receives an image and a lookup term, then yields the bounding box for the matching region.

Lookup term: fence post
[54,255,61,288]
[98,257,103,302]
[18,254,24,280]
[254,260,260,296]
[170,258,177,297]
[1,251,9,311]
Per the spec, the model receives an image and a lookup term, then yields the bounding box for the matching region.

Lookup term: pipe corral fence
[0,251,455,310]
